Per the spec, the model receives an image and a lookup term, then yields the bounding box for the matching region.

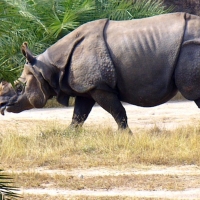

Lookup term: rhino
[1,12,200,132]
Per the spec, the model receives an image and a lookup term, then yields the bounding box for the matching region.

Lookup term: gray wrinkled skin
[1,12,200,132]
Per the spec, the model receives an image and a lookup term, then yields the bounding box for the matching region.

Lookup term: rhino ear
[1,81,8,86]
[21,42,35,64]
[0,81,11,90]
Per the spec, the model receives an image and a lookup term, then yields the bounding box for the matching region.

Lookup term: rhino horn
[21,42,35,64]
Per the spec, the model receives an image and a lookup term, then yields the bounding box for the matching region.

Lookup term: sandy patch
[20,188,200,199]
[1,101,200,130]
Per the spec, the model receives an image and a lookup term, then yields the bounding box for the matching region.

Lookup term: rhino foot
[0,103,6,115]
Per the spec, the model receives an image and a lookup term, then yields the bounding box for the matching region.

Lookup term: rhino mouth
[0,96,17,115]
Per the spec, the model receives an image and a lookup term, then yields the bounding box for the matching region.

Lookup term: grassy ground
[1,120,200,199]
[1,122,200,169]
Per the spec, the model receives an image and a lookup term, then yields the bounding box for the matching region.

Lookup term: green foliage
[46,0,95,38]
[96,0,172,20]
[0,0,95,83]
[0,170,21,200]
[0,0,171,83]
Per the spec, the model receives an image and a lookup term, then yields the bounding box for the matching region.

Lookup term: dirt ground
[2,100,200,130]
[2,100,200,199]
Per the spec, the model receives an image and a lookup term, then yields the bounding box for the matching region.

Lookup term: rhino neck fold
[36,51,62,96]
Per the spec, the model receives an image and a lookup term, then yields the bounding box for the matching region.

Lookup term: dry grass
[11,172,200,191]
[1,121,200,199]
[23,195,160,200]
[23,195,67,200]
[0,122,200,170]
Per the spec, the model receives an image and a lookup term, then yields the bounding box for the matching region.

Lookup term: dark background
[164,0,200,15]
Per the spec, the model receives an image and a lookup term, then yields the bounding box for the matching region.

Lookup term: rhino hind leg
[195,99,200,108]
[90,89,132,133]
[70,96,95,127]
[175,44,200,101]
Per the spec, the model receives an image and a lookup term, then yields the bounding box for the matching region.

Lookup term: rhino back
[105,12,186,106]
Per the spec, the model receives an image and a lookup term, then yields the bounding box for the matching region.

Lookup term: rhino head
[0,43,56,115]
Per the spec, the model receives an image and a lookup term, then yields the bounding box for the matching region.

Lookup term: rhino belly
[116,74,178,107]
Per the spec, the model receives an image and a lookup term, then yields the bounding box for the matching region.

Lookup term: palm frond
[4,0,48,32]
[0,170,21,200]
[97,0,173,20]
[47,0,95,38]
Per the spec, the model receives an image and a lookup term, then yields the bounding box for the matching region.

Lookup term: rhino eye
[16,84,24,94]
[17,86,22,93]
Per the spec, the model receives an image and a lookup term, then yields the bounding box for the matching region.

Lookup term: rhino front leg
[70,96,95,127]
[90,90,132,133]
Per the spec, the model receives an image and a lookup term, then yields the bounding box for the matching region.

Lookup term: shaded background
[164,0,200,15]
